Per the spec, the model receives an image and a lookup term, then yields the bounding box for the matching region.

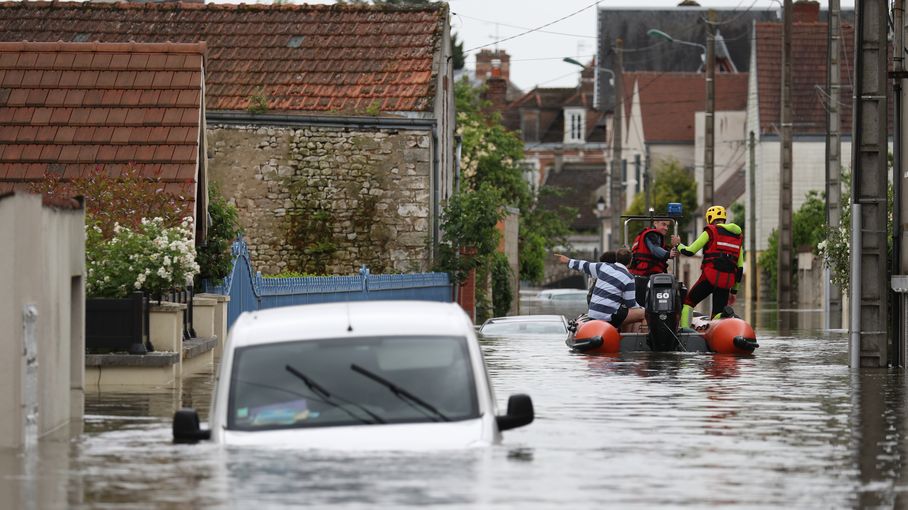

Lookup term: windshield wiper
[350,363,449,422]
[285,364,385,424]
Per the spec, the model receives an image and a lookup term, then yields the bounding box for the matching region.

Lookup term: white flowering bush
[86,216,200,299]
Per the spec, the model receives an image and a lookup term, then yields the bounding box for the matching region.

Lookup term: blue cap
[667,202,682,216]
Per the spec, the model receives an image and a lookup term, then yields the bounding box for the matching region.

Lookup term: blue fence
[204,238,453,328]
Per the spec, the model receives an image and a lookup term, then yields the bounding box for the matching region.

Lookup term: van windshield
[227,335,479,431]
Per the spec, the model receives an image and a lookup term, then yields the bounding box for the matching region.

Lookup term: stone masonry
[207,124,433,275]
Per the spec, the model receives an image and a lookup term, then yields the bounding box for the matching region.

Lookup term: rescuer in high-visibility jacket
[674,206,744,328]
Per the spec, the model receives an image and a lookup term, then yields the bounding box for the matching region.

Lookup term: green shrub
[196,185,242,286]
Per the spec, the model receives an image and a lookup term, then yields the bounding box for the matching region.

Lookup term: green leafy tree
[451,31,465,70]
[29,165,192,237]
[439,80,574,300]
[625,159,697,234]
[818,168,894,294]
[758,190,827,296]
[730,201,745,233]
[196,184,242,287]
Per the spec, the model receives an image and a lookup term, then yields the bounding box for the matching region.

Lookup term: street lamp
[563,57,614,85]
[646,28,707,59]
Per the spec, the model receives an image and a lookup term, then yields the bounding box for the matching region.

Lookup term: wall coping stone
[85,352,180,367]
[149,302,187,312]
[183,337,217,359]
[193,297,217,307]
[196,293,230,303]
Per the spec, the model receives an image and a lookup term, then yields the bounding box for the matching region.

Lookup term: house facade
[0,2,455,275]
[746,2,855,253]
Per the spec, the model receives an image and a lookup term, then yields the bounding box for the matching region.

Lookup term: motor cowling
[645,273,681,351]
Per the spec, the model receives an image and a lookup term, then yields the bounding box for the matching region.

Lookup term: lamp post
[595,196,607,255]
[648,21,715,208]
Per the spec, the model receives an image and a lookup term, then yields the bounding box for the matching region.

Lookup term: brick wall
[207,124,433,275]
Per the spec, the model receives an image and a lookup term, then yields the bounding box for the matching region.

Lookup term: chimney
[475,49,510,81]
[484,76,508,111]
[792,0,820,23]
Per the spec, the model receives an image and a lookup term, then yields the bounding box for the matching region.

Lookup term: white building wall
[0,193,84,449]
[695,110,748,208]
[752,138,855,251]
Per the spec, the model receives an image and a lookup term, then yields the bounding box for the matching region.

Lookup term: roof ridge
[0,1,445,13]
[0,41,206,54]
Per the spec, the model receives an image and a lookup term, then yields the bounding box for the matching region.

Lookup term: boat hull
[567,317,758,355]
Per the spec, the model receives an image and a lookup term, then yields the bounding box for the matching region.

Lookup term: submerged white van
[173,300,534,450]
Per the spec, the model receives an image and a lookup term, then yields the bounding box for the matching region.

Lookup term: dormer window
[564,107,586,144]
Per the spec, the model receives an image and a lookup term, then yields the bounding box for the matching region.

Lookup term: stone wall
[207,124,433,275]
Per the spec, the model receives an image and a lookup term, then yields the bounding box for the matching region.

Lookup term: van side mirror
[173,408,211,443]
[496,394,534,431]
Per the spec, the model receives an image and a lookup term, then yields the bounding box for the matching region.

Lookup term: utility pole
[704,9,716,207]
[748,131,757,311]
[893,0,908,366]
[778,0,794,327]
[851,0,889,368]
[611,38,624,248]
[825,0,843,331]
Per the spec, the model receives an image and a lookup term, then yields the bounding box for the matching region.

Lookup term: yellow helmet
[705,205,727,224]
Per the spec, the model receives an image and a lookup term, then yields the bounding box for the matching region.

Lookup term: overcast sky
[445,0,857,91]
[290,1,856,91]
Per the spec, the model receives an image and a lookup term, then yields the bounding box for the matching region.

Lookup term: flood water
[3,305,908,508]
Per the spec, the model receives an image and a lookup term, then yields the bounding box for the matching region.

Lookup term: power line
[454,12,597,39]
[460,0,602,54]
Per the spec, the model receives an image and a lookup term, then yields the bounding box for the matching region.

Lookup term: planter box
[85,293,147,354]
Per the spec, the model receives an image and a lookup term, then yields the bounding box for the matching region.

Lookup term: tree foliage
[625,158,698,234]
[29,165,192,237]
[759,190,828,295]
[196,184,243,286]
[451,31,465,70]
[436,79,574,312]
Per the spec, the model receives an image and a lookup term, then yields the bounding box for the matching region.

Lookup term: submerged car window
[227,335,479,431]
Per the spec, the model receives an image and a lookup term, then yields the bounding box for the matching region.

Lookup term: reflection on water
[3,311,908,507]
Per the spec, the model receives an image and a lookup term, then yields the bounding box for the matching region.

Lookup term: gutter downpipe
[894,0,905,367]
[851,204,862,368]
[432,123,440,267]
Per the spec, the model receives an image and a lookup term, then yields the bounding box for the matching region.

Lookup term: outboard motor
[645,273,681,351]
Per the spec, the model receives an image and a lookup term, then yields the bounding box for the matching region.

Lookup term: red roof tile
[623,72,749,143]
[0,2,446,113]
[755,21,855,136]
[0,41,205,203]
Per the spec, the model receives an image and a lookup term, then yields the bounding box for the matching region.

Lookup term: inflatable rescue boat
[566,273,759,355]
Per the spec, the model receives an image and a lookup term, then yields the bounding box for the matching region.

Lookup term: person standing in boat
[628,219,680,306]
[554,249,644,329]
[674,205,744,328]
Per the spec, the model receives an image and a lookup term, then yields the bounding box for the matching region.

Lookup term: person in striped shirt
[554,248,644,328]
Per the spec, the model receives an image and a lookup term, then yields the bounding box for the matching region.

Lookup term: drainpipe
[432,124,440,263]
[851,203,862,368]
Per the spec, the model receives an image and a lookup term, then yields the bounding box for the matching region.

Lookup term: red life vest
[629,227,668,276]
[701,224,743,289]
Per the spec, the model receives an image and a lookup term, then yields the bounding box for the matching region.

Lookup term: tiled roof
[755,21,855,136]
[0,41,204,197]
[0,1,445,113]
[714,164,746,207]
[539,164,609,231]
[625,71,748,143]
[506,86,606,144]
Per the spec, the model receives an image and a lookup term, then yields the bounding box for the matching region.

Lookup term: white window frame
[563,107,586,144]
